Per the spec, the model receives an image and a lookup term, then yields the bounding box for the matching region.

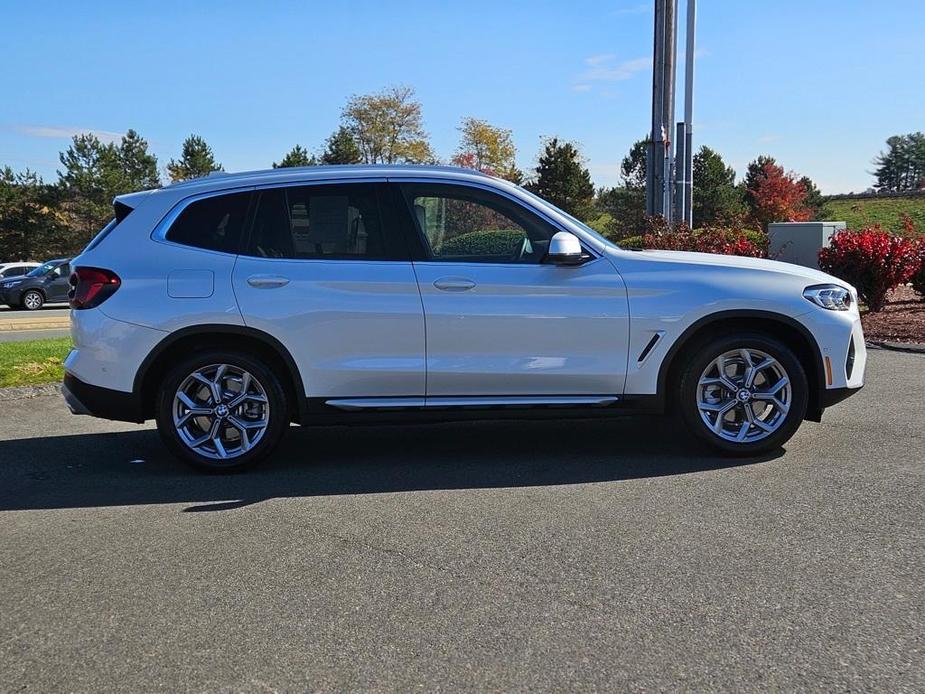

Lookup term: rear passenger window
[246,184,386,259]
[165,192,250,253]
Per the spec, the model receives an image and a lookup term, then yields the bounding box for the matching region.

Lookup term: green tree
[592,136,650,239]
[57,130,161,246]
[57,133,121,244]
[320,126,363,165]
[621,136,650,189]
[873,132,925,192]
[594,187,643,239]
[798,175,831,220]
[691,146,744,227]
[452,117,522,183]
[0,168,68,260]
[273,145,315,168]
[167,134,222,182]
[342,85,434,164]
[743,155,777,214]
[118,129,160,191]
[525,137,595,220]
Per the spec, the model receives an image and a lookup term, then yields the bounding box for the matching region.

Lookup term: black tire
[155,350,289,472]
[678,332,808,456]
[21,290,44,311]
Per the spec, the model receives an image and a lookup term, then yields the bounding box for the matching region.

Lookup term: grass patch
[826,195,925,233]
[0,337,72,387]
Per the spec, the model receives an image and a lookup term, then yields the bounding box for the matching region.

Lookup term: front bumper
[62,373,143,423]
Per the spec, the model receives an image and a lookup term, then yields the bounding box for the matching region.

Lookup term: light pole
[646,0,678,221]
[647,0,695,226]
[675,0,696,227]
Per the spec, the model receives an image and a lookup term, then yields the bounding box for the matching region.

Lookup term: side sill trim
[325,395,620,411]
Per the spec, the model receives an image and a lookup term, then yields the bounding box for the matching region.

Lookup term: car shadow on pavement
[0,416,782,512]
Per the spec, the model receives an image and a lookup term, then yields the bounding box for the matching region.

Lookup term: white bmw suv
[63,165,866,471]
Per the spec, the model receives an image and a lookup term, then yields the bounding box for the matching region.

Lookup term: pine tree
[320,127,362,165]
[691,146,744,227]
[273,145,316,168]
[167,135,222,182]
[873,133,925,191]
[118,129,160,190]
[525,138,595,220]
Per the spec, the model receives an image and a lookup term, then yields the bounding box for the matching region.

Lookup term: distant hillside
[825,192,925,233]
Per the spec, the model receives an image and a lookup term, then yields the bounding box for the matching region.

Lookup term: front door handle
[433,277,476,292]
[247,275,290,289]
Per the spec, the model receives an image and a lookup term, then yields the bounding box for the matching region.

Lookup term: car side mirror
[545,232,585,266]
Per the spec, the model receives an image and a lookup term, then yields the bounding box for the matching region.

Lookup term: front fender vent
[637,332,664,364]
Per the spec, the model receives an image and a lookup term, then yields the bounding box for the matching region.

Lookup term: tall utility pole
[674,0,696,226]
[646,0,678,220]
[647,0,697,225]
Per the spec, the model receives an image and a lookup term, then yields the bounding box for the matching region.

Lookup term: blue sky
[1,0,923,193]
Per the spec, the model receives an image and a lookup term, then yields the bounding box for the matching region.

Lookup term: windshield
[26,262,59,278]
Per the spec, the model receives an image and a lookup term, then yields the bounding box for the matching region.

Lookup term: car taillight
[69,267,121,309]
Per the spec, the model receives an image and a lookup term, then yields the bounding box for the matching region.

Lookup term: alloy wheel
[172,363,270,460]
[696,348,792,443]
[23,291,43,310]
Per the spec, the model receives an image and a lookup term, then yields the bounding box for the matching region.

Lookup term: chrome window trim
[149,174,601,260]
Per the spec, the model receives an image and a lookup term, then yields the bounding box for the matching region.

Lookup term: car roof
[117,165,497,205]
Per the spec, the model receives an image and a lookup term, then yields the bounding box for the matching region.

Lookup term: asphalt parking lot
[0,348,921,692]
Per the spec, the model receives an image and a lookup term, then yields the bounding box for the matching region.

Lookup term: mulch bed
[861,285,925,344]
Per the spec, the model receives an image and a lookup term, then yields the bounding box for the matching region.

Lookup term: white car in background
[0,262,40,280]
[62,165,866,471]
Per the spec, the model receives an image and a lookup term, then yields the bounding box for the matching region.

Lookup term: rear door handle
[246,275,290,289]
[433,277,476,292]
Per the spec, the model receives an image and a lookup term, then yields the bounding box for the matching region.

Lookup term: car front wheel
[155,350,288,472]
[678,333,808,456]
[22,290,44,310]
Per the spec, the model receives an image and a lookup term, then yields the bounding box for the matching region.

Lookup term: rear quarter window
[165,192,251,253]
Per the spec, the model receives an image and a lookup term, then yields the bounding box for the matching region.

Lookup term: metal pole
[674,121,685,222]
[662,0,678,220]
[646,0,666,217]
[682,0,696,227]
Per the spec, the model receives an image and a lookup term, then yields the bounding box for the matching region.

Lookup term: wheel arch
[134,325,306,424]
[657,310,825,419]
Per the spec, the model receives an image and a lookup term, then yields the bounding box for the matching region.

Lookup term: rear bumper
[62,373,143,423]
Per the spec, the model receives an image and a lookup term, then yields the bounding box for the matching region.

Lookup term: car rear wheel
[155,350,288,472]
[678,333,808,455]
[22,290,44,310]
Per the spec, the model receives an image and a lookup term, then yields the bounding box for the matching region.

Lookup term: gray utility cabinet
[767,221,846,269]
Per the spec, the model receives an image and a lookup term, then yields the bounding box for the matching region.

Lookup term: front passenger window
[400,184,559,264]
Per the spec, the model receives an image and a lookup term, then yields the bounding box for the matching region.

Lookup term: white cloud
[572,83,593,93]
[614,3,650,15]
[578,54,652,83]
[16,125,124,143]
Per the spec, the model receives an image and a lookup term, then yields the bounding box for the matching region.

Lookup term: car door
[396,181,629,399]
[46,263,71,301]
[233,181,425,402]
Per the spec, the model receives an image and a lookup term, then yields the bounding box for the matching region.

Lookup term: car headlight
[803,284,852,311]
[2,280,21,288]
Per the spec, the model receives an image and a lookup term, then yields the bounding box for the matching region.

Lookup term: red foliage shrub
[640,223,766,258]
[818,226,920,311]
[911,238,925,298]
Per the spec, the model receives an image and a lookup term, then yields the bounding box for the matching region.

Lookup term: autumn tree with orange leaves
[743,156,813,230]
